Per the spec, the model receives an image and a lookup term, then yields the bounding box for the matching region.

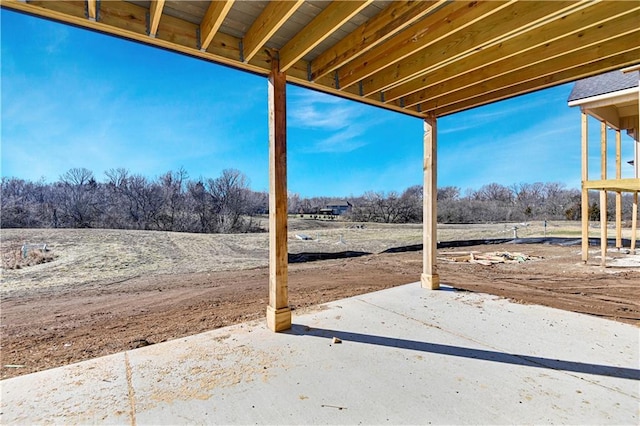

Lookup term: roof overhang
[568,87,637,109]
[2,0,640,118]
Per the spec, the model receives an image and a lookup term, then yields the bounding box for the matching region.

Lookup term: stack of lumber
[438,251,542,266]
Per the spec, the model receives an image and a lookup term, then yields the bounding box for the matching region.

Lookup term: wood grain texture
[243,0,303,62]
[310,0,444,81]
[581,113,589,263]
[422,115,439,290]
[200,0,235,51]
[279,0,372,72]
[267,56,291,331]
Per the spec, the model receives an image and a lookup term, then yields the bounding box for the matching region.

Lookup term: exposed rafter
[433,47,640,117]
[278,0,372,73]
[148,0,165,38]
[86,0,97,21]
[404,8,640,109]
[199,0,235,52]
[360,1,589,97]
[336,1,512,89]
[309,0,446,81]
[243,0,304,63]
[417,31,639,113]
[2,0,637,118]
[390,2,640,106]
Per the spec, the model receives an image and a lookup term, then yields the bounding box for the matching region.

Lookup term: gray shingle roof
[568,69,639,103]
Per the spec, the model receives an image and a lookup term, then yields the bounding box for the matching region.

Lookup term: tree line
[343,182,633,224]
[1,167,633,232]
[1,168,266,233]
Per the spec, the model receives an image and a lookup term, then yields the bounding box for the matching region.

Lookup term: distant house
[319,200,352,216]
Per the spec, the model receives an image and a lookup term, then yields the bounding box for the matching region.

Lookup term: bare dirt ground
[1,221,639,379]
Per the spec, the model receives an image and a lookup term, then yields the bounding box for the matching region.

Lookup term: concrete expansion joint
[124,352,137,426]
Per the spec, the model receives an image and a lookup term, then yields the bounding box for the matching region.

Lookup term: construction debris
[439,251,542,265]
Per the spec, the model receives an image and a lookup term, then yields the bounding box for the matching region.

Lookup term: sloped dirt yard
[1,228,639,379]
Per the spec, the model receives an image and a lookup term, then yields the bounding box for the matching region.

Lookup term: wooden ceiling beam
[3,0,637,120]
[361,0,587,98]
[434,47,640,117]
[148,0,165,37]
[243,0,304,63]
[86,0,97,21]
[392,2,638,106]
[408,12,640,109]
[403,7,640,105]
[278,0,372,73]
[336,0,512,89]
[199,0,235,52]
[309,0,445,82]
[418,32,640,114]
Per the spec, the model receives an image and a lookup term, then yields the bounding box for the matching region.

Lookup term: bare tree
[57,168,100,228]
[157,168,189,231]
[208,169,251,232]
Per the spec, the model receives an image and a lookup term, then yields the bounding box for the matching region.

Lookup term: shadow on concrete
[286,324,640,381]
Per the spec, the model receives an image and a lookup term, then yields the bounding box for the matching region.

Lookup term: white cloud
[289,90,360,131]
[288,89,392,154]
[306,125,369,153]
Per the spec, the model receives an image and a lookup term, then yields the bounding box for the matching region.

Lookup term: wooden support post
[632,192,638,254]
[615,129,622,250]
[581,112,589,263]
[599,121,607,267]
[634,84,640,254]
[422,114,439,289]
[266,54,291,332]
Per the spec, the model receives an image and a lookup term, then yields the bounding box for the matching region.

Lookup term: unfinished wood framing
[242,1,303,63]
[633,193,638,254]
[278,0,371,73]
[599,122,608,267]
[581,113,589,263]
[86,0,96,21]
[266,55,291,332]
[615,130,622,249]
[4,1,637,118]
[6,1,640,330]
[148,0,165,37]
[633,82,640,254]
[199,0,235,52]
[309,0,445,81]
[422,115,439,290]
[572,68,639,265]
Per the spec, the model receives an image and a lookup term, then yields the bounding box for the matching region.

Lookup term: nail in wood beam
[422,115,439,289]
[581,112,589,263]
[266,54,291,332]
[600,121,607,267]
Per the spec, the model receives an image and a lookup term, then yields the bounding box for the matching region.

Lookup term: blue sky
[1,9,636,197]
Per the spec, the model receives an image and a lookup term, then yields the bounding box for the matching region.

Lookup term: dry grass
[0,220,630,294]
[2,248,56,270]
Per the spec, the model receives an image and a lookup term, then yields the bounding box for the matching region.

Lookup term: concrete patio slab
[1,283,638,424]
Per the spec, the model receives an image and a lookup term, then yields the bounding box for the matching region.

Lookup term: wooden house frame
[568,66,640,266]
[2,0,639,331]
